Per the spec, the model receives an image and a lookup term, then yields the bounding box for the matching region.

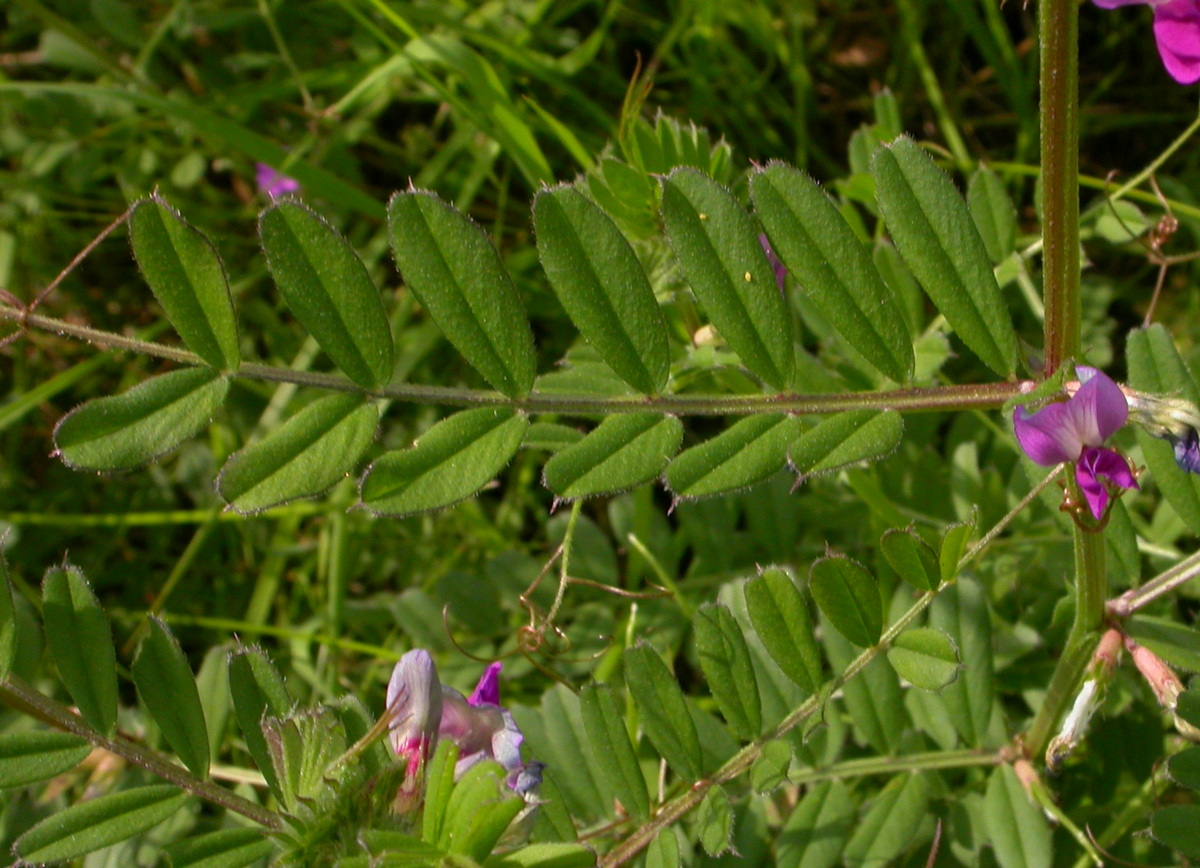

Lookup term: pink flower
[1094,0,1200,85]
[255,162,301,199]
[1014,367,1138,519]
[385,655,532,790]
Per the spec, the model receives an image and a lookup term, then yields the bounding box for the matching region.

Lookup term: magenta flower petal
[255,162,301,199]
[1154,0,1200,84]
[1077,446,1139,519]
[468,662,503,706]
[1014,403,1084,465]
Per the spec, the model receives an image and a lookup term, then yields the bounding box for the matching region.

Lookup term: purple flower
[441,661,525,783]
[1014,367,1138,519]
[759,234,788,292]
[1175,428,1200,472]
[384,655,532,791]
[1094,0,1200,84]
[255,162,301,199]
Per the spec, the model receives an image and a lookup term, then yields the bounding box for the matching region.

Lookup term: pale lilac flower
[1094,0,1200,84]
[384,656,531,789]
[1014,367,1138,519]
[255,162,301,199]
[386,649,443,777]
[441,661,525,783]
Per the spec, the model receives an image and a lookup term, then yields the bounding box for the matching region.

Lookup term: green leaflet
[967,165,1017,264]
[440,760,524,862]
[532,685,607,824]
[12,785,189,864]
[388,190,536,397]
[54,368,229,471]
[623,643,703,782]
[743,567,823,694]
[43,564,118,737]
[750,739,793,793]
[809,555,882,647]
[776,780,855,868]
[940,516,976,584]
[132,616,210,777]
[790,409,904,478]
[696,786,734,857]
[1127,325,1200,535]
[751,164,912,383]
[1167,747,1200,791]
[129,195,239,370]
[661,167,794,389]
[665,414,802,499]
[1151,806,1200,860]
[693,603,762,740]
[227,644,293,801]
[645,828,681,868]
[887,627,961,691]
[423,740,459,847]
[260,201,394,390]
[534,186,669,394]
[579,684,650,821]
[164,828,277,868]
[872,137,1018,376]
[0,731,92,788]
[843,773,930,868]
[217,393,379,514]
[360,408,527,516]
[984,766,1052,868]
[881,527,940,592]
[543,413,682,500]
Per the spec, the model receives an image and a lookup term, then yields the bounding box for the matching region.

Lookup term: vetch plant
[4,0,1200,865]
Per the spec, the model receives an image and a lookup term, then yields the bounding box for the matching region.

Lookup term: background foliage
[2,0,1200,866]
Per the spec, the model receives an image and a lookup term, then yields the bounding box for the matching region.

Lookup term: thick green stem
[0,675,284,831]
[1024,526,1107,759]
[1039,0,1081,375]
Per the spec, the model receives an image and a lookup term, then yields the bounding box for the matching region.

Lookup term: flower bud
[386,649,443,777]
[1126,638,1184,710]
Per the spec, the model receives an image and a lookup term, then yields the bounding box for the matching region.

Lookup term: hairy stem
[1039,0,1080,375]
[1024,525,1107,759]
[0,674,284,831]
[1,304,1025,416]
[1109,546,1200,618]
